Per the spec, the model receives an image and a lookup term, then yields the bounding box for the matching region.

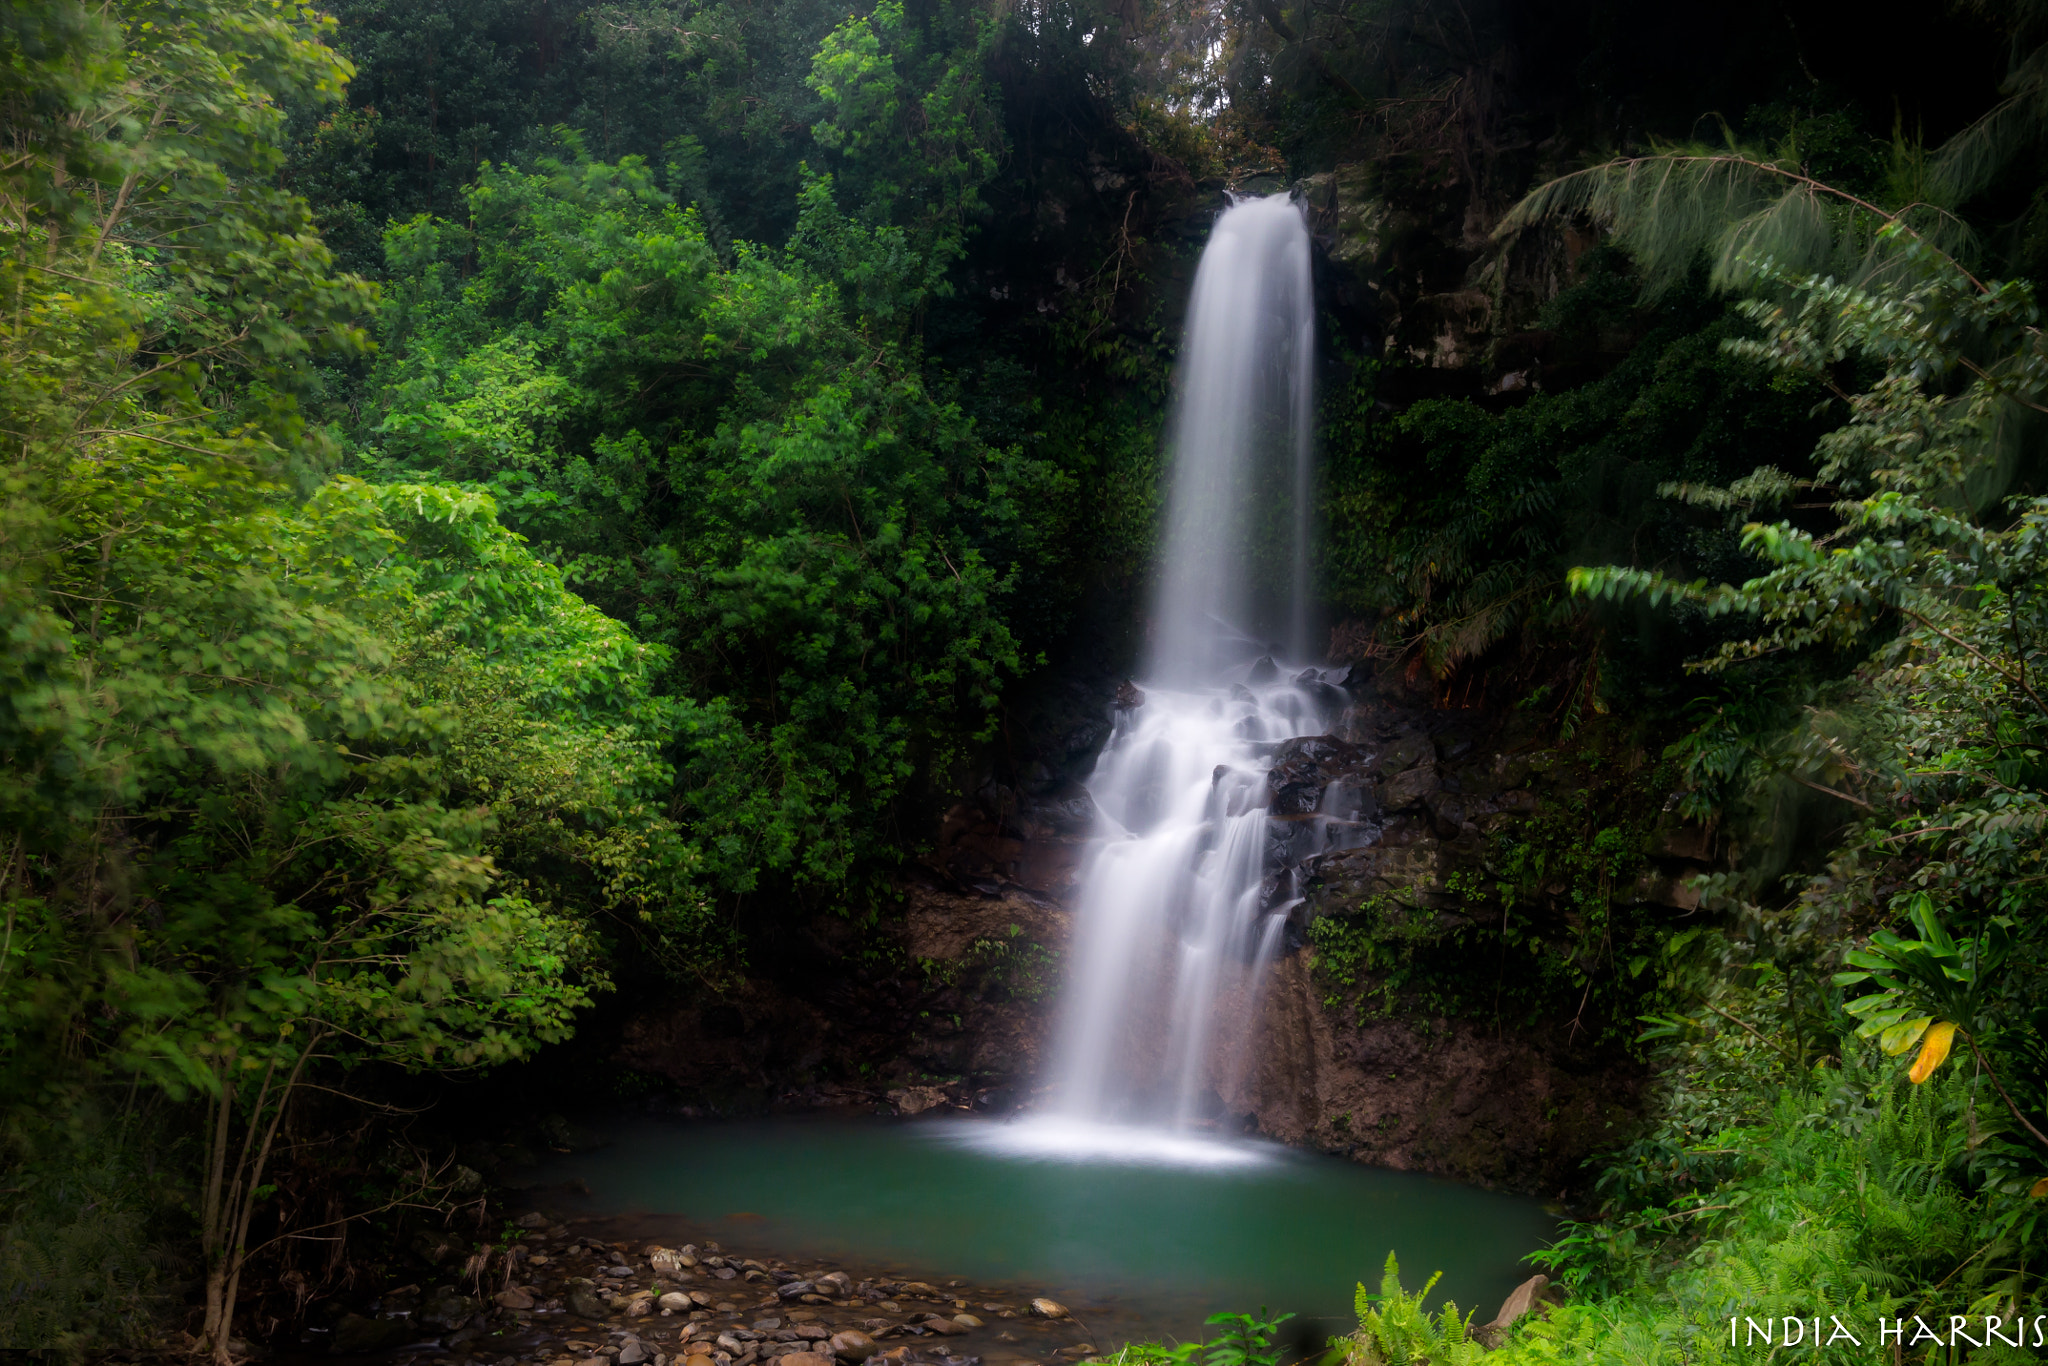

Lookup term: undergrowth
[0,1114,186,1360]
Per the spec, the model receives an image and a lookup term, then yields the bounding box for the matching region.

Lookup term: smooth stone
[1473,1273,1553,1348]
[777,1281,815,1300]
[953,1315,983,1328]
[922,1318,967,1337]
[620,1344,650,1365]
[330,1314,415,1354]
[1029,1299,1068,1320]
[495,1287,537,1310]
[663,1294,696,1312]
[829,1329,877,1361]
[780,1353,833,1366]
[568,1287,608,1320]
[755,1318,785,1331]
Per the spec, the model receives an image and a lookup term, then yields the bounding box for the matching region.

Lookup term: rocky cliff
[619,659,1711,1196]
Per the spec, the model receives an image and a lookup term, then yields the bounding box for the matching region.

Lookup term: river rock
[1375,732,1430,775]
[921,1318,966,1337]
[568,1285,608,1319]
[829,1329,878,1360]
[779,1353,832,1366]
[777,1280,815,1300]
[1247,654,1280,684]
[662,1292,695,1312]
[1267,735,1369,816]
[331,1314,414,1354]
[420,1293,480,1328]
[620,1342,651,1365]
[1473,1273,1552,1348]
[1029,1299,1069,1319]
[815,1271,854,1295]
[1115,680,1145,709]
[885,1085,948,1115]
[953,1314,984,1328]
[1382,762,1440,809]
[493,1286,536,1309]
[515,1210,550,1228]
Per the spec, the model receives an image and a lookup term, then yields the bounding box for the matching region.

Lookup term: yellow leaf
[1909,1021,1957,1084]
[1880,1017,1934,1056]
[2030,1177,2048,1199]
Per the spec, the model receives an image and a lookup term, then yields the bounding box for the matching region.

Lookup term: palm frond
[1928,43,2048,207]
[1498,149,1977,298]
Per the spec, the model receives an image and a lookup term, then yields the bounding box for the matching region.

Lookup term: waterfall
[1150,193,1320,680]
[1044,193,1332,1136]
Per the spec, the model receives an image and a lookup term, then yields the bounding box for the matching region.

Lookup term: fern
[1346,1253,1487,1366]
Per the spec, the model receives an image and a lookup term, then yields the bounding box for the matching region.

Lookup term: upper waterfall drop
[1150,192,1318,681]
[1008,191,1333,1147]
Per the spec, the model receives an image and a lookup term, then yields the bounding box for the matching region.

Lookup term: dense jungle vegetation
[4,0,2048,1360]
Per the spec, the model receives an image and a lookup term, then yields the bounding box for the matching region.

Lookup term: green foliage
[360,125,1062,895]
[1497,146,1974,300]
[805,0,999,316]
[1344,1253,1484,1366]
[1093,1309,1297,1366]
[1306,747,1677,1050]
[1571,239,2048,1162]
[0,1116,182,1359]
[961,925,1061,1004]
[0,3,704,1355]
[1507,1045,2017,1365]
[1319,258,1832,688]
[1199,1309,1295,1366]
[1540,187,2048,1349]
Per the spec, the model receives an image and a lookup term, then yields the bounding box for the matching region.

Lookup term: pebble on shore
[321,1225,1100,1366]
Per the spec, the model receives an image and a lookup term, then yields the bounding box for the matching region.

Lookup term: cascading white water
[1150,194,1320,680]
[1042,193,1329,1136]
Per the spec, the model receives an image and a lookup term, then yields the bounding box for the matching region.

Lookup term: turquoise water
[533,1115,1555,1349]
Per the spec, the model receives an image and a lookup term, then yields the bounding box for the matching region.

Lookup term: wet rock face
[1265,735,1368,815]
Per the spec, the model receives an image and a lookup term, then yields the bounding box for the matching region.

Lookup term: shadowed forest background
[5,0,2048,1360]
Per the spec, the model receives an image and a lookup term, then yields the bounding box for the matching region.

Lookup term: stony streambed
[300,1219,1106,1366]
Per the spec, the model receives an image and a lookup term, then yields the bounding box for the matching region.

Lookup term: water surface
[535,1115,1554,1349]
